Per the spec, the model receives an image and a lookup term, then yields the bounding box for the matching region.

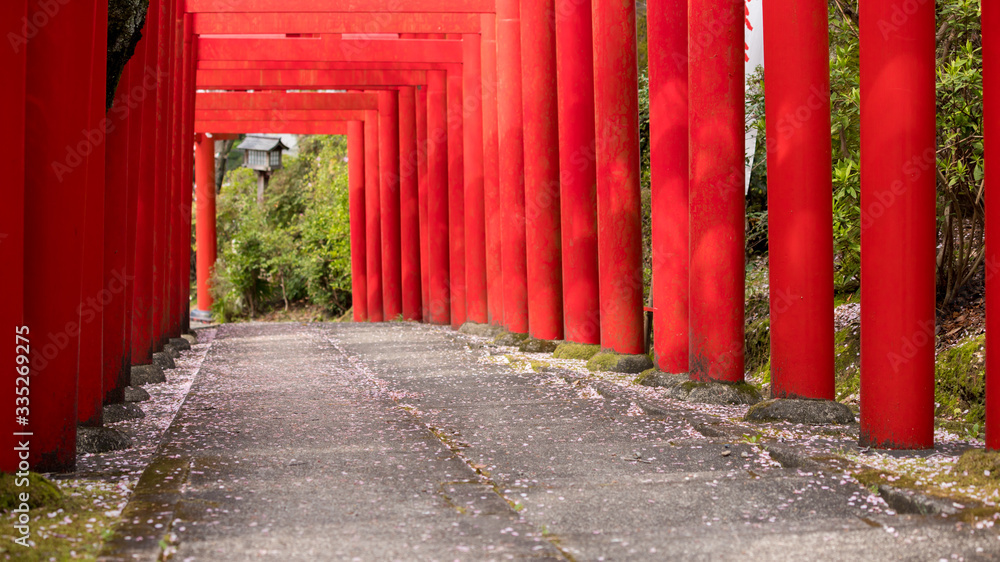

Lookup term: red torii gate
[195,36,474,327]
[197,45,475,329]
[3,0,999,474]
[193,92,376,322]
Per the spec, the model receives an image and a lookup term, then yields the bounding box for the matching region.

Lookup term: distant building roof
[238,135,289,152]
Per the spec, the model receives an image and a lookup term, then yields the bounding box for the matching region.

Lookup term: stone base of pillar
[168,337,191,351]
[492,331,530,347]
[103,403,146,424]
[517,338,560,354]
[76,426,133,454]
[124,386,152,403]
[153,352,175,370]
[636,371,762,405]
[586,351,653,374]
[130,364,166,386]
[458,322,505,338]
[745,399,856,425]
[552,343,601,361]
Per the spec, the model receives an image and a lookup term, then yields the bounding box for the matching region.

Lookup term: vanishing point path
[107,323,1000,561]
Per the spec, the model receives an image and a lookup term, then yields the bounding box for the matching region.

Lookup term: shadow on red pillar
[0,0,27,474]
[123,36,147,377]
[78,0,109,428]
[464,34,488,326]
[152,0,175,352]
[481,14,504,327]
[179,15,197,334]
[521,0,563,341]
[24,0,99,471]
[132,0,161,367]
[428,70,451,325]
[763,0,835,400]
[348,121,369,321]
[171,12,189,336]
[365,107,385,321]
[379,90,402,319]
[447,68,467,329]
[399,86,422,321]
[649,0,688,369]
[166,2,183,341]
[688,0,745,380]
[859,0,936,450]
[195,134,217,316]
[497,0,528,334]
[555,0,599,345]
[417,87,430,321]
[986,0,1000,451]
[593,0,643,355]
[104,64,132,407]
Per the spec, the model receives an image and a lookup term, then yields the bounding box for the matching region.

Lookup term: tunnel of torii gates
[1,0,1000,472]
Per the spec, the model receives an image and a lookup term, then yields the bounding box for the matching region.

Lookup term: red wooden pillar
[464,34,488,325]
[169,9,187,337]
[123,35,148,372]
[170,12,190,337]
[160,0,176,345]
[648,0,688,369]
[152,0,174,351]
[688,0,745,379]
[481,14,504,326]
[365,108,385,321]
[593,0,643,355]
[399,86,422,321]
[167,0,183,340]
[0,0,27,473]
[428,70,451,325]
[379,90,402,320]
[23,0,99,471]
[132,0,161,367]
[448,67,467,329]
[349,120,369,322]
[555,0,599,345]
[763,0,835,399]
[103,65,132,406]
[77,0,109,428]
[986,0,1000,451]
[180,14,198,334]
[162,0,176,339]
[195,134,217,317]
[521,0,563,341]
[497,0,529,334]
[417,87,430,321]
[859,0,936,449]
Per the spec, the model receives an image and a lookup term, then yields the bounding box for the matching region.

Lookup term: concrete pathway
[106,322,1000,561]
